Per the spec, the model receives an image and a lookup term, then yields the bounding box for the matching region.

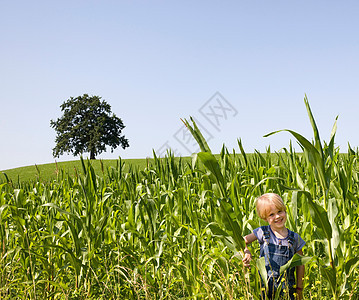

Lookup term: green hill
[0,158,149,184]
[0,153,275,185]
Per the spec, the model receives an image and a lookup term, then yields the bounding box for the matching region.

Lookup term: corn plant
[265,96,359,299]
[0,99,358,299]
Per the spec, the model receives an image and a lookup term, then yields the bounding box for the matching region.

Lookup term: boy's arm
[242,233,257,267]
[295,249,305,300]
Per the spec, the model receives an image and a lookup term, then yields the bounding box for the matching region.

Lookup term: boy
[243,193,305,299]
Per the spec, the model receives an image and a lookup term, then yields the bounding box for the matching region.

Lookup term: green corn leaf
[206,222,237,252]
[66,219,81,256]
[304,95,324,158]
[197,151,226,198]
[300,191,332,240]
[182,117,212,153]
[1,172,11,183]
[0,204,9,221]
[320,264,337,296]
[207,222,230,236]
[36,280,68,290]
[347,142,356,156]
[328,116,338,159]
[42,203,79,219]
[256,257,268,290]
[265,129,327,191]
[219,199,245,251]
[328,197,340,252]
[47,244,83,276]
[344,257,359,276]
[42,201,84,256]
[80,156,87,175]
[291,190,298,225]
[216,256,229,277]
[175,263,193,295]
[279,253,312,274]
[180,224,198,236]
[237,138,248,167]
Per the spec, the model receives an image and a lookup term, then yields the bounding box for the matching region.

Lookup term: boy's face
[265,204,287,230]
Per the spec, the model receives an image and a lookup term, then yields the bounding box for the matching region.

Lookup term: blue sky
[1,0,359,170]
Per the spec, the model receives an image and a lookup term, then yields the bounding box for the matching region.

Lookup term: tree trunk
[90,150,96,160]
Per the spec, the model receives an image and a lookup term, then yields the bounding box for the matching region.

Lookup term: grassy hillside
[1,148,358,298]
[0,158,149,184]
[0,156,197,184]
[0,151,284,185]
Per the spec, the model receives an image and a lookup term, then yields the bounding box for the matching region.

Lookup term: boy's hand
[242,250,252,267]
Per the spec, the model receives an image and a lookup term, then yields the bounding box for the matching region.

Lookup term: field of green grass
[1,145,358,299]
[0,158,149,184]
[1,107,359,299]
[0,153,279,185]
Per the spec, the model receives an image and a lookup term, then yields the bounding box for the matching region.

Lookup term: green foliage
[264,96,349,299]
[0,158,150,184]
[0,97,358,299]
[50,94,129,159]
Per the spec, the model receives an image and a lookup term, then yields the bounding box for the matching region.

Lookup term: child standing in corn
[243,193,305,300]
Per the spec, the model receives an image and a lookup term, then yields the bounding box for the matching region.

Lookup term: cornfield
[0,98,358,299]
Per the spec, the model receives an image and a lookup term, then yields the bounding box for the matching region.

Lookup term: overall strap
[287,230,296,255]
[262,225,271,244]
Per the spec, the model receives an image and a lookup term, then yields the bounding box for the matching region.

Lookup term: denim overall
[260,226,296,299]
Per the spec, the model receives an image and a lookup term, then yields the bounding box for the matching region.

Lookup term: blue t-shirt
[253,226,305,252]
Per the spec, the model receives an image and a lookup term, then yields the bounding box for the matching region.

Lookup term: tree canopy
[50,94,129,159]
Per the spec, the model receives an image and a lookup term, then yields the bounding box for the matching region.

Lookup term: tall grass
[0,99,358,299]
[0,158,152,184]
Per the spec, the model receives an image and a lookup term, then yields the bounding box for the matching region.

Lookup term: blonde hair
[255,193,286,220]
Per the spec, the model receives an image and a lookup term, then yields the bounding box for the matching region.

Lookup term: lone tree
[51,94,129,159]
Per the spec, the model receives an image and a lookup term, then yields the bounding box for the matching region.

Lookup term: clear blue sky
[1,0,359,170]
